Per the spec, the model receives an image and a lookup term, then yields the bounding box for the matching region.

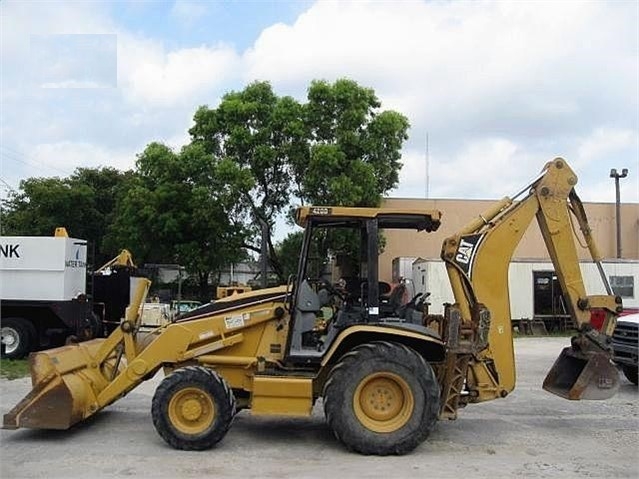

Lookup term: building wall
[379,197,638,283]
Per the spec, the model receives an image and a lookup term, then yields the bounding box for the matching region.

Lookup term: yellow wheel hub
[168,387,215,434]
[353,372,414,433]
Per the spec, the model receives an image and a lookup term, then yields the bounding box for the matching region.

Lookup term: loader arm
[441,158,621,404]
[3,281,289,430]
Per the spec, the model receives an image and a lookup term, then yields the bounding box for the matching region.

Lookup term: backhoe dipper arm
[441,158,621,402]
[95,249,136,273]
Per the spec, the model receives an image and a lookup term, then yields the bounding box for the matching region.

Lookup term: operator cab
[286,206,442,363]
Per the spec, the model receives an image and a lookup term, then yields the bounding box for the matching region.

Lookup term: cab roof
[295,206,442,232]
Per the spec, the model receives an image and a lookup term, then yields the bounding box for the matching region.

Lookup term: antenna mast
[425,132,430,198]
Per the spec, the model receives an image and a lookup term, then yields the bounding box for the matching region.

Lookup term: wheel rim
[1,327,19,355]
[353,372,414,433]
[168,387,216,435]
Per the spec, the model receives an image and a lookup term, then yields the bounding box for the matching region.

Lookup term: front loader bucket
[3,338,117,430]
[543,347,619,400]
[3,277,153,431]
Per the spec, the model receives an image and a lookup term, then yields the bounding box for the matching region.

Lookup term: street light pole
[610,168,628,259]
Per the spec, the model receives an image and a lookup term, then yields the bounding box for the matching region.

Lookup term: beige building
[378,197,639,283]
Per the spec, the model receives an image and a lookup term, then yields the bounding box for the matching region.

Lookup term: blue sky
[111,1,313,51]
[1,0,638,235]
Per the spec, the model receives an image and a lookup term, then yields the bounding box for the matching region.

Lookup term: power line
[0,177,17,193]
[0,145,73,177]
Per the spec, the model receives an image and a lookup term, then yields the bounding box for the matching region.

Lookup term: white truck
[0,230,102,359]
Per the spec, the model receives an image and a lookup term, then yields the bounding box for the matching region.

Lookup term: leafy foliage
[106,142,248,297]
[298,79,408,207]
[2,78,408,291]
[191,79,409,281]
[1,167,132,265]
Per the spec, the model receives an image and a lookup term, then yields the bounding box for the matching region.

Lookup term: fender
[320,324,446,368]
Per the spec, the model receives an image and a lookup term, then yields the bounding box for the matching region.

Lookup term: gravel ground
[0,337,637,479]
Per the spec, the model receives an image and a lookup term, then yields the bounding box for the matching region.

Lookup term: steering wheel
[406,292,423,308]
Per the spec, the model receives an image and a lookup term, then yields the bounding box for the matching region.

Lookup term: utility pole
[609,168,628,258]
[425,132,430,199]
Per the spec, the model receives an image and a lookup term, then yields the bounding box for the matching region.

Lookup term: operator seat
[380,282,407,318]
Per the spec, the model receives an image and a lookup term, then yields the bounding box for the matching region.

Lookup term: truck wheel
[323,341,440,455]
[621,365,638,386]
[1,318,35,359]
[152,366,236,450]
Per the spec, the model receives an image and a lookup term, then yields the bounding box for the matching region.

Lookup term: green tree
[106,142,249,298]
[190,81,307,281]
[275,231,304,280]
[191,78,408,282]
[1,167,132,265]
[294,79,409,207]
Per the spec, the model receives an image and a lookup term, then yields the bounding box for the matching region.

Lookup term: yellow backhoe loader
[2,158,621,455]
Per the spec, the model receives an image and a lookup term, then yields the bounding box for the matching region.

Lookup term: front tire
[152,366,236,450]
[1,318,35,359]
[323,341,440,455]
[621,364,638,386]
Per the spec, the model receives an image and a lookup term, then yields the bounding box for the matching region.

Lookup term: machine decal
[309,207,332,215]
[454,233,485,278]
[224,313,249,329]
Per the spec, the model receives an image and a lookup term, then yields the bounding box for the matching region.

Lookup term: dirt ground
[1,337,637,479]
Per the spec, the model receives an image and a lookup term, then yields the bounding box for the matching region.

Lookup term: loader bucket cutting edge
[2,339,115,430]
[542,346,619,400]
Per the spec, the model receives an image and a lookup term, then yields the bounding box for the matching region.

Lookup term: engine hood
[177,286,288,321]
[617,313,639,326]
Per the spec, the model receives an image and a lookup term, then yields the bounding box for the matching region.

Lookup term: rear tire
[1,317,35,359]
[152,366,236,450]
[323,341,440,455]
[621,364,638,386]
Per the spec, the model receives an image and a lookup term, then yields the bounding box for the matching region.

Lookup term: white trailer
[0,232,100,359]
[392,256,418,282]
[413,258,638,320]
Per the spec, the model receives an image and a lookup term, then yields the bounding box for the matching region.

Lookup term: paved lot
[1,337,637,479]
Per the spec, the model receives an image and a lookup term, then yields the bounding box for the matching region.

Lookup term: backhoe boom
[441,158,621,403]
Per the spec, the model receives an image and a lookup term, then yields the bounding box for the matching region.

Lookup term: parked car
[612,312,639,385]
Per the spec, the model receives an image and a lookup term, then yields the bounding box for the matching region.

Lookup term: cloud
[170,0,210,27]
[1,0,238,176]
[1,0,637,208]
[577,128,637,165]
[29,141,139,174]
[243,0,637,201]
[30,33,117,88]
[413,137,536,199]
[120,43,240,106]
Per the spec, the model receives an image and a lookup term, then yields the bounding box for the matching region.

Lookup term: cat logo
[453,234,484,277]
[455,239,475,265]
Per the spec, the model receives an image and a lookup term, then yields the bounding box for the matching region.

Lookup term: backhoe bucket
[2,338,117,430]
[543,347,619,400]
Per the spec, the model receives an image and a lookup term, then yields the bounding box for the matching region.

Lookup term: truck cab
[612,312,639,385]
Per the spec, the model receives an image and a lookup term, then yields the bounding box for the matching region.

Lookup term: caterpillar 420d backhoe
[2,158,621,455]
